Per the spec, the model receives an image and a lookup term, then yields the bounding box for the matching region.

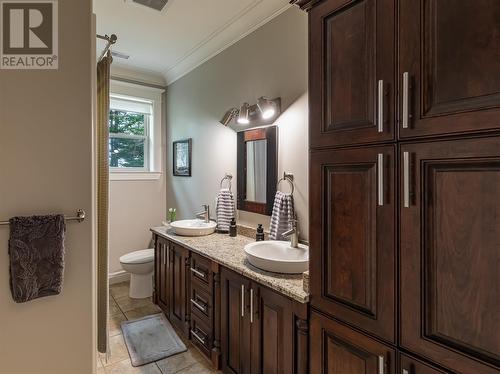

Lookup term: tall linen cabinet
[292,0,500,373]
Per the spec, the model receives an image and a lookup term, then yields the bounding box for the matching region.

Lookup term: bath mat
[121,313,187,366]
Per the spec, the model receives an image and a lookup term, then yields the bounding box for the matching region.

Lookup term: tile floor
[98,281,219,374]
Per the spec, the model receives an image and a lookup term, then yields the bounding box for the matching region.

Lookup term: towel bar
[0,209,86,226]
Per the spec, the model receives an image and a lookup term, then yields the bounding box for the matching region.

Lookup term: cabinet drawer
[190,281,212,323]
[189,253,212,290]
[190,312,212,359]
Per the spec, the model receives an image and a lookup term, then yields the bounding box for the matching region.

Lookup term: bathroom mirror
[237,126,277,215]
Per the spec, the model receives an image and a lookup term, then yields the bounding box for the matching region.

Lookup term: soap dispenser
[229,218,237,237]
[256,224,264,241]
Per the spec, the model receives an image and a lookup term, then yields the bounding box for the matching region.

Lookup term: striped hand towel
[216,188,235,232]
[269,191,295,240]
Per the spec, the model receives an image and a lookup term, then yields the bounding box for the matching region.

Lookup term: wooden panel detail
[399,0,500,138]
[325,163,376,314]
[423,0,500,116]
[310,146,396,342]
[400,137,500,373]
[424,160,500,364]
[324,0,375,132]
[310,311,395,374]
[400,353,447,374]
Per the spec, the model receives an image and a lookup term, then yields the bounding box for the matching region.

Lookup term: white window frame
[109,80,165,181]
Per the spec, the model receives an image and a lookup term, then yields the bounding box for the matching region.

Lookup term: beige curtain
[97,53,112,354]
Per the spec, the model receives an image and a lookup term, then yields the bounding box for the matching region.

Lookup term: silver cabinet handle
[241,284,245,317]
[378,80,384,133]
[190,267,206,278]
[250,289,254,323]
[190,329,206,344]
[402,72,410,129]
[402,370,409,374]
[377,153,384,206]
[403,151,410,208]
[378,355,385,374]
[190,298,207,313]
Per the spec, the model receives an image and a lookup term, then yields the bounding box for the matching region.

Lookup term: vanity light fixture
[237,103,250,125]
[219,97,281,127]
[257,97,276,120]
[220,108,239,126]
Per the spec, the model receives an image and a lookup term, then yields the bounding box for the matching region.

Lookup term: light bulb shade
[220,108,238,126]
[237,103,250,124]
[257,97,276,120]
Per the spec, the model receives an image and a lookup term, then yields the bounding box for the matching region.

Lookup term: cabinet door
[399,0,500,139]
[310,0,395,148]
[400,138,500,373]
[250,286,294,374]
[168,243,189,335]
[221,268,252,374]
[310,145,396,342]
[154,236,170,314]
[310,311,395,374]
[399,354,447,374]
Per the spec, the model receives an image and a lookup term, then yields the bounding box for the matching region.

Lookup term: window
[109,95,152,171]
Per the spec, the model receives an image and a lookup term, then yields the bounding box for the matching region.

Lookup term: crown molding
[289,0,323,11]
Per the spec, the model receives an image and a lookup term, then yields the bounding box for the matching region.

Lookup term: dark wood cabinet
[398,0,500,139]
[399,354,448,374]
[168,242,189,335]
[220,268,308,374]
[221,269,252,374]
[309,0,395,148]
[154,236,170,314]
[310,145,396,342]
[310,310,395,374]
[400,137,500,373]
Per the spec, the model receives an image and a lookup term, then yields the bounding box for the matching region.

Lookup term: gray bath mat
[121,313,187,366]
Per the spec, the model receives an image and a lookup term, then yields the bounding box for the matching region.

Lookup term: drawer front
[190,280,212,322]
[190,253,212,290]
[190,312,212,359]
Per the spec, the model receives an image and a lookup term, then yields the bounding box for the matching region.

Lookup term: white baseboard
[109,270,130,285]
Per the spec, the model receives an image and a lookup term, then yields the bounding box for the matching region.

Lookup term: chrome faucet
[195,204,210,223]
[282,214,299,248]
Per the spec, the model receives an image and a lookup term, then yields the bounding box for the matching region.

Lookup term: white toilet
[119,248,155,299]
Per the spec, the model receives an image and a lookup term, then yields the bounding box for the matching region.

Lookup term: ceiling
[94,0,292,85]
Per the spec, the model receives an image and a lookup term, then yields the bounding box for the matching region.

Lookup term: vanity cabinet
[153,235,309,373]
[310,310,395,374]
[310,145,396,343]
[309,0,395,148]
[220,268,308,374]
[154,236,170,314]
[153,237,189,336]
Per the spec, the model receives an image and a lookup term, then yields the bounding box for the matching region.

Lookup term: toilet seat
[120,248,154,265]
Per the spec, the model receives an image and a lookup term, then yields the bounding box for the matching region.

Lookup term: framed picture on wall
[173,138,192,177]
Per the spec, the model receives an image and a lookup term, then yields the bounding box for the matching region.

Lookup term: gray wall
[0,0,95,372]
[165,7,309,239]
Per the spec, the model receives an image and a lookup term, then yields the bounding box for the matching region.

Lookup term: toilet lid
[120,248,154,264]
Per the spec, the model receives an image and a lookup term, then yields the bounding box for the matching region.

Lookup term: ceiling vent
[132,0,168,11]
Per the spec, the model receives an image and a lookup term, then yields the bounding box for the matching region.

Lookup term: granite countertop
[151,226,309,303]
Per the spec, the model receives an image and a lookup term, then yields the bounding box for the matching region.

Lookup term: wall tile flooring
[98,282,219,374]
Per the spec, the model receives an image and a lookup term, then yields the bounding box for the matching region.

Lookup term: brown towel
[9,215,66,303]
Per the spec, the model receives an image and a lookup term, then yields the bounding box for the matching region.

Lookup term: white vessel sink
[244,241,309,274]
[170,219,216,237]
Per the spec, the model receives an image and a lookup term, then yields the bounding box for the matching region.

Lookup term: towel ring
[220,173,233,191]
[277,172,294,195]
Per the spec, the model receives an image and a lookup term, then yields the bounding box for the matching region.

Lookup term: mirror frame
[237,126,278,216]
